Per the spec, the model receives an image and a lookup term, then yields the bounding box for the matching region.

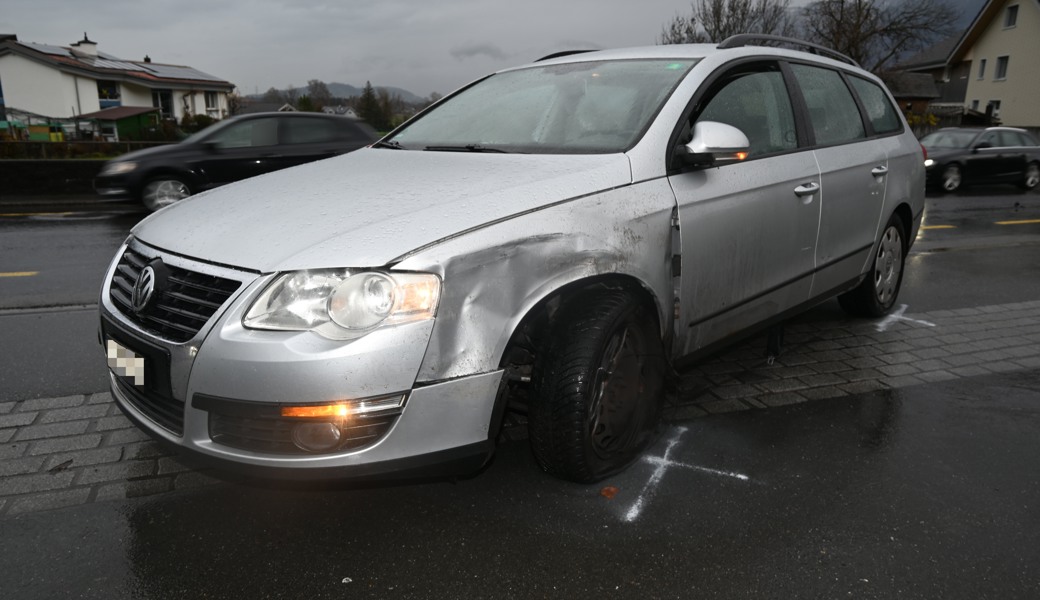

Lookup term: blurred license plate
[106,338,146,386]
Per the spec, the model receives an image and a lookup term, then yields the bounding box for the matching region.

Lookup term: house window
[97,81,121,109]
[205,91,219,116]
[970,99,980,111]
[977,59,987,79]
[1005,4,1018,27]
[152,89,174,119]
[995,56,1009,80]
[987,100,1002,119]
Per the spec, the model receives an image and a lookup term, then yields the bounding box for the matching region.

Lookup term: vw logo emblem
[132,266,157,313]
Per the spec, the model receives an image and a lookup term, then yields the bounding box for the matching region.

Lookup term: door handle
[871,166,889,177]
[794,182,819,197]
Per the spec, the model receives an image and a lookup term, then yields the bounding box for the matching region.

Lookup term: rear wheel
[838,214,906,318]
[142,177,192,211]
[1020,161,1040,191]
[528,289,665,483]
[941,164,962,193]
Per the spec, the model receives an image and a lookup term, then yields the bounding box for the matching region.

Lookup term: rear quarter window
[849,76,903,135]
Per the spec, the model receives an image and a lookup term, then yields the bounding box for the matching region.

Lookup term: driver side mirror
[677,121,750,167]
[202,140,221,153]
[973,141,992,152]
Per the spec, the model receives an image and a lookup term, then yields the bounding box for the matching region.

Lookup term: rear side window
[285,118,339,144]
[791,64,866,146]
[695,68,798,157]
[849,76,902,135]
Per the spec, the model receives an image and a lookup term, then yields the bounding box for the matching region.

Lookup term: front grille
[115,376,184,435]
[109,246,242,343]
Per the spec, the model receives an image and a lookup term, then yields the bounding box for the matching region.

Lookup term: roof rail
[717,34,859,68]
[535,50,595,62]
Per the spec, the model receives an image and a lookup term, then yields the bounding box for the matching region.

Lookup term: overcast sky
[2,0,717,98]
[3,0,984,99]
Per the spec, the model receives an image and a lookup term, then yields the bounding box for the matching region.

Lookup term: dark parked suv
[95,112,379,210]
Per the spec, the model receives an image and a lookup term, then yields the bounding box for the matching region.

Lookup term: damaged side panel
[393,180,679,383]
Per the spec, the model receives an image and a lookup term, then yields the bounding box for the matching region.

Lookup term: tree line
[260,79,440,131]
[660,0,961,73]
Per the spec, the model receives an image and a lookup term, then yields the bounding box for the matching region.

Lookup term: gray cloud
[450,43,509,61]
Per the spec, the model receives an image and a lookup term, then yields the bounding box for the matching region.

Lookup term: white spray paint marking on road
[643,455,750,482]
[622,427,753,522]
[875,304,936,332]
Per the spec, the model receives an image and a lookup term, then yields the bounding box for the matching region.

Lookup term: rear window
[849,76,902,135]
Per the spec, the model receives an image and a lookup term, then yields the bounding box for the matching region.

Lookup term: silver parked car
[99,36,925,483]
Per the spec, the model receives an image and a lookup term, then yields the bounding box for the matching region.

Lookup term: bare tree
[282,84,299,106]
[307,79,334,110]
[660,0,794,44]
[798,0,960,73]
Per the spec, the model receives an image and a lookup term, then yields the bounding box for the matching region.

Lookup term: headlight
[100,161,138,176]
[923,158,934,168]
[243,270,440,340]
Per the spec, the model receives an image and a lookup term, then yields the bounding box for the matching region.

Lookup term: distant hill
[248,83,426,105]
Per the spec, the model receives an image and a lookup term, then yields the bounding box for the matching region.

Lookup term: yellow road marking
[920,225,956,230]
[0,212,75,217]
[0,271,39,277]
[995,219,1040,226]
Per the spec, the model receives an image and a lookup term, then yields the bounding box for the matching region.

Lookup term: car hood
[106,141,194,163]
[923,147,967,162]
[132,149,633,272]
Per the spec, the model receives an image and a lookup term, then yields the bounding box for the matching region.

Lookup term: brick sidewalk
[2,300,1039,517]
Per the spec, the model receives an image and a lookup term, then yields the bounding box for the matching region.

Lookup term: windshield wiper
[372,140,406,150]
[423,144,507,153]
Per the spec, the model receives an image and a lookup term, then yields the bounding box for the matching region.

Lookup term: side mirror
[973,141,992,152]
[678,121,750,167]
[202,140,220,152]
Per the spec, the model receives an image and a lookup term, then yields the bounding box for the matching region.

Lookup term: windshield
[388,59,698,154]
[920,130,977,149]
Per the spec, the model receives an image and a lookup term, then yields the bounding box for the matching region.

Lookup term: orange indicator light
[281,404,351,418]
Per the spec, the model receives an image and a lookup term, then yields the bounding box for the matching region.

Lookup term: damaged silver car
[99,36,924,483]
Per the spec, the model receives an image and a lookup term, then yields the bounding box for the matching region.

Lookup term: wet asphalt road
[3,370,1039,599]
[1,190,1039,598]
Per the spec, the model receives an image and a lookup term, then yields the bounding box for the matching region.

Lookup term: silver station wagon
[100,36,925,483]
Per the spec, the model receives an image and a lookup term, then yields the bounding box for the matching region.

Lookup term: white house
[0,33,235,123]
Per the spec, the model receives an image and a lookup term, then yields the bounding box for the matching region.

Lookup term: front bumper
[100,238,504,479]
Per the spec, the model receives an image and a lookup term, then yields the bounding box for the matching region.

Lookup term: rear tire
[142,177,192,211]
[529,289,665,483]
[838,214,906,318]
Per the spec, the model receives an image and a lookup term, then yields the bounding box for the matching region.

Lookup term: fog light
[291,422,343,452]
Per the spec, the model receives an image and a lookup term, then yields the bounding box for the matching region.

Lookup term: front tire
[1020,161,1040,191]
[941,164,962,193]
[529,289,665,483]
[838,215,907,318]
[142,177,192,211]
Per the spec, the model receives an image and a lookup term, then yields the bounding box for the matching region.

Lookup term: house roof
[880,72,941,99]
[950,0,1014,63]
[897,33,964,71]
[0,35,234,91]
[76,106,159,121]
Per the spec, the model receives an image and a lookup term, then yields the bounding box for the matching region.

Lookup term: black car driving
[95,112,379,211]
[921,126,1040,193]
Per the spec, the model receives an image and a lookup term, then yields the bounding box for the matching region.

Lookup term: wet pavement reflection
[4,370,1039,599]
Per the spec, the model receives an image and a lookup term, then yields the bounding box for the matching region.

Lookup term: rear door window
[790,64,866,146]
[848,76,902,135]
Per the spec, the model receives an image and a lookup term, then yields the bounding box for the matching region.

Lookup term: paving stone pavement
[2,299,1039,517]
